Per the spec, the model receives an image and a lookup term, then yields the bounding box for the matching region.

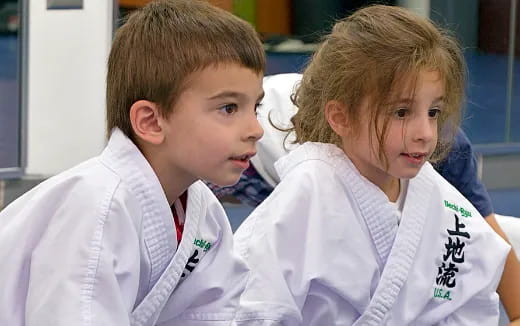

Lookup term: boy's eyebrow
[207,90,265,102]
[208,91,243,100]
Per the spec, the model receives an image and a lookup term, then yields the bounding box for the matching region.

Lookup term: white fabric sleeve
[22,184,140,326]
[234,162,357,326]
[252,73,302,187]
[436,291,501,325]
[495,214,520,259]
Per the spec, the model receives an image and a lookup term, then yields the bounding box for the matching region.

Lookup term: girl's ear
[325,100,349,137]
[129,100,165,145]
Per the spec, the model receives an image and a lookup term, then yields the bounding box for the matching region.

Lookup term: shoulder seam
[79,179,121,326]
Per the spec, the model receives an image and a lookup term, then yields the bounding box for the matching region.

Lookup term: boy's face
[342,69,444,194]
[161,63,264,187]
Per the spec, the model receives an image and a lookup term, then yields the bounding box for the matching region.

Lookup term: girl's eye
[394,108,408,119]
[219,103,238,115]
[429,107,441,119]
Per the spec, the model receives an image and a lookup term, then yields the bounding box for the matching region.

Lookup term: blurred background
[2,0,518,216]
[0,1,519,217]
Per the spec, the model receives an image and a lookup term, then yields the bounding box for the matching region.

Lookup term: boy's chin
[209,176,241,188]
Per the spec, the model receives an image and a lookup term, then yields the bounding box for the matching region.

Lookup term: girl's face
[342,69,444,198]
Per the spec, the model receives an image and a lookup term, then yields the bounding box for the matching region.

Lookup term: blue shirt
[433,129,493,217]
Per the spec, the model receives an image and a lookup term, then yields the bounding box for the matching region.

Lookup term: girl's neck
[384,178,401,202]
[341,143,401,202]
[357,163,401,201]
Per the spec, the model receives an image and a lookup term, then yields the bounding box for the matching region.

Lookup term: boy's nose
[246,114,264,141]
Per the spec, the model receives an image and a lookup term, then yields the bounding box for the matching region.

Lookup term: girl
[233,5,510,325]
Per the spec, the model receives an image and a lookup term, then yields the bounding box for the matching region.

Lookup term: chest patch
[433,213,472,301]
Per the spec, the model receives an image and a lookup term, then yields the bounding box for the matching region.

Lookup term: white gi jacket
[234,142,510,326]
[0,129,248,326]
[251,73,301,187]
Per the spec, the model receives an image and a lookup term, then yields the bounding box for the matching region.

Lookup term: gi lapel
[130,184,205,326]
[352,164,435,325]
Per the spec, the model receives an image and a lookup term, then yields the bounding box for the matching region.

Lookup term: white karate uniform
[251,73,301,187]
[496,214,520,259]
[234,142,510,326]
[0,128,248,326]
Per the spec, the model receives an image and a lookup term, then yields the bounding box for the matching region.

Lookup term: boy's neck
[141,144,195,206]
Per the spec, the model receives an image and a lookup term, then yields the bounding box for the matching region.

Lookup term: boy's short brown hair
[106,0,265,139]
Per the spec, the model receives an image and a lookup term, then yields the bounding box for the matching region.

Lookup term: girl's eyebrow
[431,96,445,105]
[385,97,414,106]
[387,96,445,106]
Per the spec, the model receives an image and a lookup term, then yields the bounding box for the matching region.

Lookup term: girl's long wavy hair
[289,5,466,164]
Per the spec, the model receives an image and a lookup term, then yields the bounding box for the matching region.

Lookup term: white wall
[26,1,113,176]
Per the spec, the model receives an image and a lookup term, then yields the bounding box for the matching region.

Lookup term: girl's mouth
[401,152,427,164]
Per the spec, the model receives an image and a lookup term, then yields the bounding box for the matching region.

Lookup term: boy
[0,0,265,325]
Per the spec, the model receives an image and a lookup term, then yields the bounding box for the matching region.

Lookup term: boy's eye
[393,108,408,119]
[219,103,238,114]
[429,107,441,118]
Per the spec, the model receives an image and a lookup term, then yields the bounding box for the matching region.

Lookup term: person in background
[0,0,265,325]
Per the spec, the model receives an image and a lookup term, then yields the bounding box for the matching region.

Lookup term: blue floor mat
[489,188,520,216]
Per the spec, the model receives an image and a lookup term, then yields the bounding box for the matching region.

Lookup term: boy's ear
[129,100,165,145]
[325,100,349,136]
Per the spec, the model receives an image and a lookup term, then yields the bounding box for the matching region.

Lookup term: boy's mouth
[229,152,255,170]
[229,152,255,162]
